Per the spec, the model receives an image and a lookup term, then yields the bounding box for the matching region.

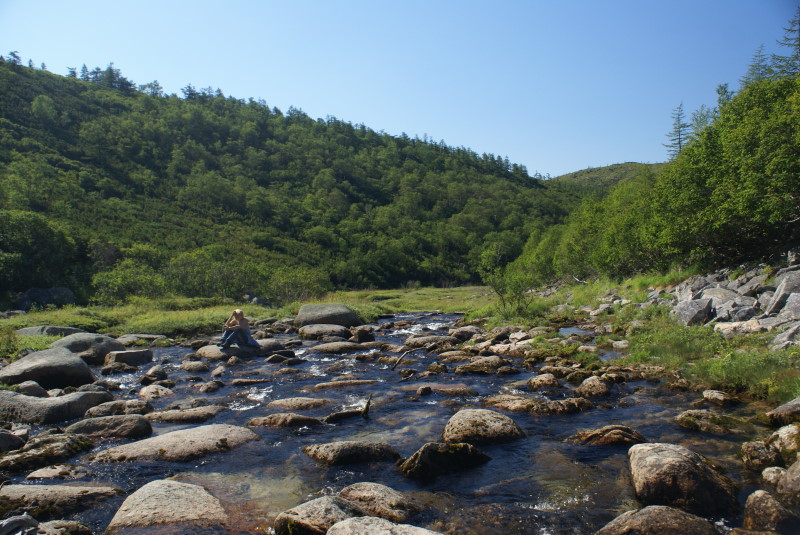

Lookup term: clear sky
[0,0,797,176]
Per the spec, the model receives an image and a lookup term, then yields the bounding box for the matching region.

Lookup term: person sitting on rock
[219,309,260,348]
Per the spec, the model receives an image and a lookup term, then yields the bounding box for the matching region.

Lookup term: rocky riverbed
[1,301,799,534]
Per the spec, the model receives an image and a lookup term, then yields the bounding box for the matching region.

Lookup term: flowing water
[11,312,773,533]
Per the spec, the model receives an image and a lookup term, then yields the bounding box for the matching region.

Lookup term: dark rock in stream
[0,484,123,520]
[0,430,25,452]
[399,441,490,481]
[442,408,525,445]
[627,443,738,515]
[309,341,364,354]
[104,348,153,367]
[337,482,418,523]
[454,355,511,375]
[568,424,646,446]
[294,303,362,328]
[0,348,95,389]
[743,489,800,533]
[64,414,152,440]
[299,323,352,339]
[594,505,717,535]
[302,440,400,465]
[144,405,226,424]
[0,433,94,473]
[248,412,324,428]
[766,396,800,426]
[0,390,112,424]
[740,440,783,472]
[274,495,366,535]
[84,399,153,417]
[675,409,750,435]
[530,397,594,415]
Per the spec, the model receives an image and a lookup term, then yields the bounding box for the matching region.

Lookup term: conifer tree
[771,7,800,76]
[664,102,690,160]
[741,44,772,86]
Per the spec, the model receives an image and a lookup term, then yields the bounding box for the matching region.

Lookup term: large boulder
[627,443,737,515]
[771,322,800,351]
[0,390,112,424]
[299,324,352,340]
[105,479,228,534]
[0,484,122,520]
[64,414,152,440]
[49,333,125,365]
[670,299,712,326]
[742,489,799,532]
[15,325,85,337]
[595,505,716,535]
[90,424,259,463]
[0,348,95,389]
[777,457,800,504]
[274,496,365,535]
[399,442,491,481]
[766,397,800,427]
[302,441,400,465]
[765,272,800,315]
[441,408,525,445]
[104,348,153,366]
[327,517,442,535]
[196,338,284,360]
[294,303,362,328]
[0,433,94,473]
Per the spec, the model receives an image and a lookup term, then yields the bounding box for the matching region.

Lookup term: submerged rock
[627,443,737,515]
[530,397,593,415]
[84,399,153,417]
[248,412,324,428]
[105,479,228,534]
[441,408,525,445]
[399,442,490,481]
[568,425,646,446]
[0,484,123,520]
[675,409,749,435]
[595,505,716,535]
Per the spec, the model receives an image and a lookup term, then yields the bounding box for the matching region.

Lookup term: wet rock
[777,457,800,505]
[0,390,113,424]
[312,379,378,391]
[180,360,210,373]
[16,380,48,397]
[138,384,174,400]
[627,443,737,515]
[675,409,748,435]
[309,341,364,354]
[442,408,525,445]
[105,479,228,534]
[49,333,125,365]
[454,355,511,375]
[766,396,800,426]
[25,464,91,480]
[90,424,259,462]
[273,495,365,535]
[196,380,224,393]
[140,364,168,385]
[528,373,561,391]
[0,429,26,452]
[594,505,716,535]
[538,365,574,378]
[483,394,538,412]
[248,412,324,428]
[702,389,737,407]
[0,348,95,389]
[574,376,611,398]
[145,405,225,424]
[299,324,352,340]
[763,466,787,487]
[39,519,94,534]
[64,414,152,440]
[399,441,490,481]
[766,423,800,466]
[530,397,594,415]
[104,348,153,367]
[302,440,400,465]
[327,517,442,535]
[267,397,332,410]
[84,399,153,417]
[740,440,783,472]
[196,338,284,360]
[0,433,94,473]
[404,335,460,348]
[0,484,123,520]
[449,325,484,341]
[743,489,799,532]
[670,299,712,326]
[337,482,417,523]
[294,303,362,328]
[568,425,646,446]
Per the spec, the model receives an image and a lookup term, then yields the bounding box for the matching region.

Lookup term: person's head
[233,309,243,319]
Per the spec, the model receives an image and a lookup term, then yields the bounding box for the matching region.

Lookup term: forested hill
[553,162,665,191]
[0,59,592,305]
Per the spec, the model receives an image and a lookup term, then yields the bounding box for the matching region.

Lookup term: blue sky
[0,0,796,176]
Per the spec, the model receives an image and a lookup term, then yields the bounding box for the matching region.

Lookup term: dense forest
[0,55,593,307]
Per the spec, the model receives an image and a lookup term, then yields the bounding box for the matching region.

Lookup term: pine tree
[80,64,89,81]
[664,102,690,160]
[771,7,800,76]
[741,44,772,86]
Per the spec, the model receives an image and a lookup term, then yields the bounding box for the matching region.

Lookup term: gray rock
[327,517,443,535]
[442,408,525,445]
[294,303,362,328]
[530,397,594,415]
[702,389,737,407]
[765,272,800,315]
[743,489,799,532]
[309,341,363,353]
[145,405,225,424]
[627,442,737,515]
[740,441,782,472]
[38,519,93,534]
[337,482,418,523]
[84,399,153,418]
[247,412,324,428]
[14,325,85,337]
[669,299,712,326]
[0,483,122,519]
[0,348,95,389]
[700,287,740,309]
[763,466,787,487]
[267,397,332,410]
[104,348,153,366]
[138,384,174,400]
[299,324,352,340]
[766,396,800,426]
[483,394,538,412]
[595,505,716,535]
[49,333,125,365]
[90,424,259,462]
[64,414,152,440]
[766,423,800,466]
[404,335,460,348]
[777,457,800,504]
[105,480,228,534]
[302,440,400,465]
[528,373,561,391]
[454,355,509,375]
[0,390,112,424]
[0,430,25,453]
[448,325,485,341]
[195,338,284,360]
[771,321,800,350]
[273,496,365,535]
[399,441,490,481]
[0,433,94,473]
[574,376,612,398]
[568,425,646,446]
[15,380,48,397]
[738,274,771,297]
[779,293,800,321]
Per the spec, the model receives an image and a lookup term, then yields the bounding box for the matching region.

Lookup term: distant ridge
[552,162,664,189]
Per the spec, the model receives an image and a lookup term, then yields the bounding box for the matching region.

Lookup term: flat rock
[145,405,225,424]
[595,505,716,535]
[84,399,153,418]
[399,441,491,481]
[313,379,378,391]
[442,408,525,445]
[299,324,352,340]
[49,333,125,365]
[675,409,749,435]
[702,389,737,407]
[327,517,443,535]
[267,397,332,410]
[627,442,737,515]
[105,479,228,534]
[0,348,95,389]
[454,355,509,375]
[104,348,153,366]
[90,424,259,462]
[273,495,366,535]
[302,440,400,465]
[568,425,646,446]
[766,395,800,426]
[248,412,324,427]
[404,335,460,348]
[294,303,362,328]
[309,341,364,354]
[530,397,593,415]
[196,338,284,360]
[0,390,113,424]
[25,464,91,480]
[337,482,417,523]
[0,433,93,473]
[0,484,123,520]
[483,394,538,412]
[64,414,152,440]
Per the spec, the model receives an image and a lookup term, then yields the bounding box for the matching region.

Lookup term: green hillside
[552,162,665,190]
[0,59,593,306]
